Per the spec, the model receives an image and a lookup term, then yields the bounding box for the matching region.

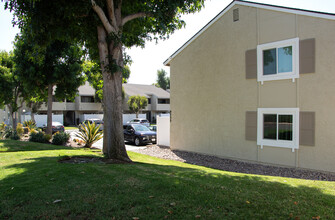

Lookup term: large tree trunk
[97,26,131,162]
[46,84,53,135]
[31,113,35,123]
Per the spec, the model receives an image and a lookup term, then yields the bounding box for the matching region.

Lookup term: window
[257,38,299,83]
[158,99,170,104]
[81,96,95,103]
[148,98,151,104]
[257,108,299,151]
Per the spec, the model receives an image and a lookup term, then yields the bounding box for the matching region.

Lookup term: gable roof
[78,81,96,95]
[163,0,335,66]
[123,83,170,99]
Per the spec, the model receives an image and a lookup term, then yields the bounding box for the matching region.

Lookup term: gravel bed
[131,145,335,181]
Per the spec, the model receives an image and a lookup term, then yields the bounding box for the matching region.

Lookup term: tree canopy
[155,69,170,90]
[127,95,148,118]
[84,60,130,102]
[0,50,22,128]
[13,31,86,134]
[6,0,204,160]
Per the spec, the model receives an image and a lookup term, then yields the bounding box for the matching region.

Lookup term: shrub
[52,132,70,145]
[16,123,24,137]
[23,120,37,131]
[10,130,20,140]
[29,131,49,143]
[3,128,20,140]
[44,134,52,142]
[30,128,37,134]
[0,122,6,139]
[75,122,103,148]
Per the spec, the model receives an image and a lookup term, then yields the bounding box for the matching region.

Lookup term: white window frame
[257,38,299,83]
[257,108,299,151]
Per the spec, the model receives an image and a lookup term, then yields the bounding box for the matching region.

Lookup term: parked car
[148,125,157,131]
[82,119,104,131]
[126,118,150,127]
[43,121,65,133]
[123,124,156,146]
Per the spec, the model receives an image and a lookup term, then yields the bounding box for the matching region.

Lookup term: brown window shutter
[245,111,257,141]
[299,38,315,74]
[245,49,257,79]
[299,112,315,146]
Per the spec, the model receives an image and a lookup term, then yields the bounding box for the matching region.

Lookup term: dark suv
[123,124,156,146]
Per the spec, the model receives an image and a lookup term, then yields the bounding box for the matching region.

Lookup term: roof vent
[233,8,239,22]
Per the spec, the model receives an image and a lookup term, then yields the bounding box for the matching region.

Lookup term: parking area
[66,129,148,151]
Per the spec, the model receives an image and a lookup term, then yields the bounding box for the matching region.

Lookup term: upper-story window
[148,98,151,104]
[81,96,95,103]
[257,38,299,83]
[158,99,170,104]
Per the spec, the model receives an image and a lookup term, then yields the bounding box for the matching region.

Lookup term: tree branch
[91,0,116,34]
[107,0,117,28]
[122,12,148,26]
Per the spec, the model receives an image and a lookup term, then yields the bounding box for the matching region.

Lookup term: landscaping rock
[132,145,335,181]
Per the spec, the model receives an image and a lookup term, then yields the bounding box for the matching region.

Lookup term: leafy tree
[6,0,204,161]
[127,95,148,118]
[13,33,86,135]
[155,69,170,90]
[84,60,130,102]
[25,100,43,123]
[0,50,23,129]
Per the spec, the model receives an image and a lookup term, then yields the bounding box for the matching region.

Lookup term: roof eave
[163,0,335,66]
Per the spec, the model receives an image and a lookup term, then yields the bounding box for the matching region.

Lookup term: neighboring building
[37,81,103,125]
[122,84,170,122]
[7,82,170,126]
[164,0,335,172]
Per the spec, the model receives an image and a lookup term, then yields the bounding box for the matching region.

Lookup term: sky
[1,0,335,85]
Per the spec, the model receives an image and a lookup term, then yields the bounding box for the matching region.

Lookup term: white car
[127,118,150,127]
[82,119,104,131]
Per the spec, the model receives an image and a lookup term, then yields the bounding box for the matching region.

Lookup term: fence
[80,114,104,123]
[22,114,64,127]
[123,114,146,124]
[157,115,170,147]
[22,113,147,127]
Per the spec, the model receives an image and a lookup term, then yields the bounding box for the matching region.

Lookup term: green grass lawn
[1,140,335,219]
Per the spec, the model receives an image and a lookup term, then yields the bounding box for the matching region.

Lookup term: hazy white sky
[1,0,335,84]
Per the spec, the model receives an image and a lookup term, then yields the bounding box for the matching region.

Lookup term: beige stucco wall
[170,5,335,173]
[171,5,259,161]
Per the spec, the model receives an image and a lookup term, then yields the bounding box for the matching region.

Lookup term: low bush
[3,128,20,140]
[44,134,52,142]
[16,123,24,137]
[23,120,37,132]
[10,130,20,140]
[52,132,70,145]
[29,131,49,143]
[30,128,37,134]
[0,122,6,139]
[75,122,103,148]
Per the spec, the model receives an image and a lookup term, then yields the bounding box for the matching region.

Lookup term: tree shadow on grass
[1,153,335,219]
[0,140,75,153]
